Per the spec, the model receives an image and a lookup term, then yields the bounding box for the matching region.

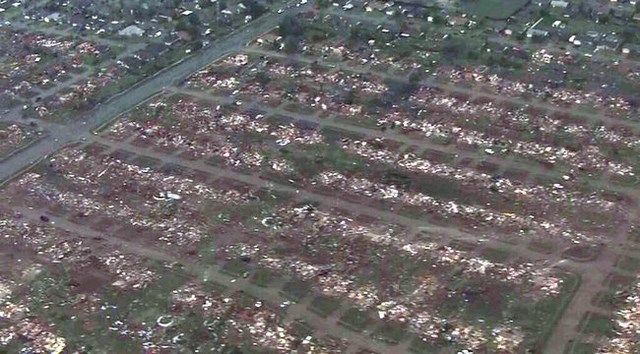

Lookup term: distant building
[527,28,549,38]
[622,43,640,54]
[611,3,636,17]
[526,17,549,38]
[597,34,620,51]
[118,25,144,37]
[551,0,569,8]
[533,0,551,6]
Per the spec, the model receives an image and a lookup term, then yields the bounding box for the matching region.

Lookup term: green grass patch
[605,272,635,291]
[428,134,453,146]
[309,295,341,318]
[616,255,640,273]
[480,246,512,263]
[578,312,614,337]
[281,143,369,178]
[449,239,477,252]
[409,337,450,353]
[564,341,597,354]
[250,269,276,288]
[221,260,250,278]
[111,269,188,323]
[339,307,371,332]
[280,279,311,301]
[202,279,227,294]
[289,320,315,338]
[514,272,581,352]
[372,322,406,344]
[320,126,366,143]
[440,276,510,329]
[592,291,626,311]
[610,174,640,187]
[528,239,557,254]
[39,267,188,351]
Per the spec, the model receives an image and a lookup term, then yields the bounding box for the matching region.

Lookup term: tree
[316,0,331,8]
[279,14,305,37]
[409,71,422,84]
[244,0,267,18]
[343,89,356,105]
[283,36,300,53]
[440,38,468,60]
[621,28,637,43]
[255,71,271,86]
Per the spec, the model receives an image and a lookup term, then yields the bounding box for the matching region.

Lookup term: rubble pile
[316,170,591,242]
[401,241,562,297]
[0,212,67,254]
[187,70,242,91]
[379,110,634,175]
[0,212,158,290]
[12,148,252,246]
[46,64,124,115]
[103,251,157,290]
[229,306,297,352]
[241,202,560,351]
[0,319,66,354]
[410,87,640,153]
[598,277,640,354]
[0,124,28,156]
[446,67,634,119]
[108,98,323,166]
[344,140,618,216]
[170,282,233,318]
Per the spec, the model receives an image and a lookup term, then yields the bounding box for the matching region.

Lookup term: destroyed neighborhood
[1,0,640,353]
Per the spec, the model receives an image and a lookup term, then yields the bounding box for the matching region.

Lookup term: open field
[461,0,530,19]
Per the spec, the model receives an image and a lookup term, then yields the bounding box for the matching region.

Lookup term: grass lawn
[605,272,636,291]
[592,291,625,311]
[409,337,450,354]
[564,341,597,354]
[221,260,250,278]
[339,307,371,332]
[372,322,406,344]
[512,272,581,351]
[616,255,640,273]
[289,320,314,338]
[461,0,530,19]
[610,174,640,187]
[448,239,477,252]
[528,239,557,254]
[250,268,276,287]
[202,279,227,294]
[480,246,512,263]
[280,279,311,301]
[578,312,614,337]
[309,295,341,318]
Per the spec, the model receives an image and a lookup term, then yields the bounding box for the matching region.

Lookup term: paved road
[544,216,633,353]
[0,2,310,182]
